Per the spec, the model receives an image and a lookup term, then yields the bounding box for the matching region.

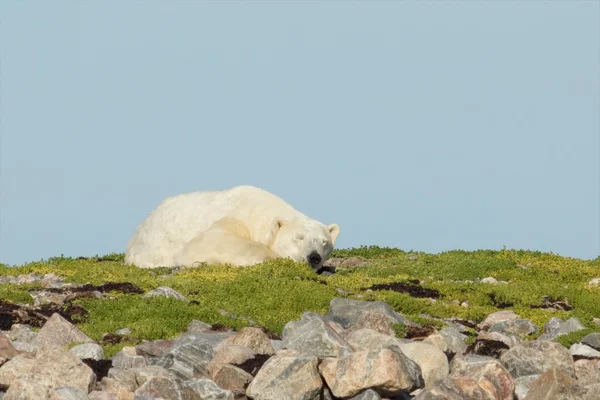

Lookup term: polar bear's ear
[266,218,284,246]
[328,224,340,244]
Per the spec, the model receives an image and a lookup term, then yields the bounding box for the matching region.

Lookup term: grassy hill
[1,246,599,356]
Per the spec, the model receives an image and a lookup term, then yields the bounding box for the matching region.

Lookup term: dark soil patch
[233,354,271,376]
[531,295,573,311]
[253,326,281,341]
[368,282,440,299]
[405,324,437,340]
[471,337,510,358]
[100,333,124,345]
[0,300,89,329]
[488,293,514,309]
[210,323,234,332]
[82,359,113,381]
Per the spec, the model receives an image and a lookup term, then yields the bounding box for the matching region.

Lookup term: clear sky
[1,1,599,266]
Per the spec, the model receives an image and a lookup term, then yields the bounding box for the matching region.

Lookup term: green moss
[2,247,599,355]
[555,328,600,349]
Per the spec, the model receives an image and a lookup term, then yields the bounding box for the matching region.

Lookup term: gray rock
[570,343,600,359]
[539,317,586,341]
[135,376,200,399]
[349,389,382,400]
[488,319,539,338]
[136,339,175,358]
[282,314,353,359]
[220,327,276,356]
[6,324,37,343]
[581,332,600,351]
[10,341,39,355]
[480,310,520,328]
[165,338,215,380]
[70,343,105,361]
[143,286,188,301]
[474,331,519,357]
[412,376,489,400]
[174,331,236,350]
[246,350,322,400]
[52,386,90,400]
[574,359,600,386]
[185,378,235,400]
[500,340,575,379]
[187,320,212,333]
[115,328,131,336]
[211,364,253,397]
[106,367,137,392]
[327,297,417,330]
[514,375,540,400]
[523,367,594,399]
[439,328,469,355]
[2,378,56,400]
[111,349,147,369]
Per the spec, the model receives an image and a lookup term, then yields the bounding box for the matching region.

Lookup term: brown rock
[574,359,600,386]
[100,377,135,400]
[134,376,200,399]
[32,313,94,349]
[480,310,519,329]
[213,364,254,397]
[246,350,322,400]
[523,368,591,400]
[221,327,276,356]
[413,376,490,400]
[345,312,397,337]
[319,346,423,398]
[208,344,256,378]
[0,333,19,359]
[450,356,515,400]
[500,340,575,379]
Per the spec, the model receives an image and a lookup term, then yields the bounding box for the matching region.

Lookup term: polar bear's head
[268,218,340,269]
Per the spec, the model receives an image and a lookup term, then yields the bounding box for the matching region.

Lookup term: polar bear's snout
[307,251,322,267]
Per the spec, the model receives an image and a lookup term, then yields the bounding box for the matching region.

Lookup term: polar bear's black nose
[307,252,322,266]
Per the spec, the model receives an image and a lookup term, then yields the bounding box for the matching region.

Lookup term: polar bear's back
[124,185,302,268]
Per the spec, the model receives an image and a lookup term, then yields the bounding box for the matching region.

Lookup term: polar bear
[174,218,279,267]
[124,185,340,269]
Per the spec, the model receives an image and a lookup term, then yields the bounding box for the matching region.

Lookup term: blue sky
[1,1,598,266]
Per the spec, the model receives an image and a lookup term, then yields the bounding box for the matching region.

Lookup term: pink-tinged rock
[413,376,490,400]
[574,359,600,386]
[450,355,515,400]
[319,345,423,398]
[213,364,254,397]
[480,310,519,329]
[32,313,94,349]
[220,327,276,356]
[500,340,575,379]
[246,350,322,400]
[208,343,257,378]
[523,367,593,400]
[0,333,19,359]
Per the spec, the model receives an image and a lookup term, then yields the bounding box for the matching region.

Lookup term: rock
[208,344,256,377]
[344,312,397,337]
[135,339,175,358]
[514,375,540,400]
[281,315,353,359]
[539,317,586,340]
[480,310,519,328]
[0,344,96,393]
[588,278,600,285]
[187,320,212,333]
[395,341,449,387]
[134,376,199,399]
[450,355,515,400]
[0,334,19,359]
[3,378,55,400]
[523,367,592,399]
[99,377,135,400]
[31,291,69,307]
[319,345,423,398]
[131,365,171,387]
[500,340,575,379]
[161,339,215,380]
[6,324,37,343]
[344,328,409,351]
[111,350,147,369]
[220,327,276,356]
[212,364,253,397]
[10,341,39,355]
[581,332,600,351]
[185,378,235,400]
[349,389,382,400]
[106,368,137,392]
[412,376,490,400]
[488,319,539,338]
[473,331,518,357]
[246,350,322,400]
[327,298,417,330]
[570,343,600,359]
[52,386,91,400]
[324,257,369,268]
[174,331,236,351]
[143,286,188,301]
[32,313,94,349]
[88,391,117,400]
[70,343,105,361]
[481,277,507,285]
[422,333,448,352]
[574,359,600,386]
[114,328,131,336]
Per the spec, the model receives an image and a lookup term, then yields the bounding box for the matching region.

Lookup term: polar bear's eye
[295,234,305,241]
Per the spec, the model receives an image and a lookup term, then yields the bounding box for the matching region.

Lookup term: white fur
[174,218,279,267]
[124,185,340,269]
